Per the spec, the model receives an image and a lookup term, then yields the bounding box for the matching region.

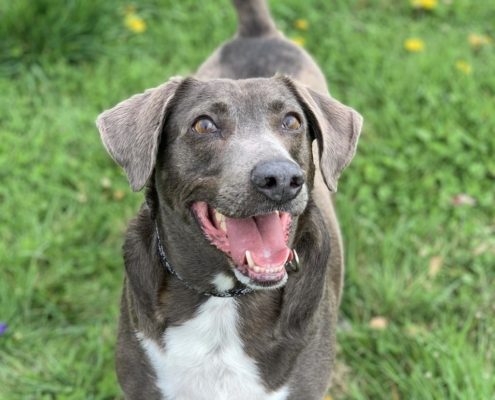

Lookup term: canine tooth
[285,250,300,273]
[215,210,227,231]
[293,250,300,265]
[275,211,279,216]
[245,250,255,267]
[291,250,300,272]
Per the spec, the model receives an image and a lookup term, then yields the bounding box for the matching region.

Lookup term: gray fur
[96,78,182,192]
[283,78,363,192]
[96,0,362,398]
[232,0,277,37]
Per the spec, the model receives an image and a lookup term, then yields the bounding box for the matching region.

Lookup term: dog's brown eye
[193,117,218,134]
[282,114,301,130]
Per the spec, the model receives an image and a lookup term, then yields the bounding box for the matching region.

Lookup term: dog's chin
[191,201,297,290]
[233,266,288,290]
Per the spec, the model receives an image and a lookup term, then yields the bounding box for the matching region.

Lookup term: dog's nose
[251,160,304,203]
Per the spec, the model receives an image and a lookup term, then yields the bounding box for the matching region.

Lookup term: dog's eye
[193,117,218,134]
[282,114,301,130]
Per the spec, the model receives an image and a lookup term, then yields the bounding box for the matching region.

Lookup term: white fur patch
[212,272,235,291]
[137,297,289,400]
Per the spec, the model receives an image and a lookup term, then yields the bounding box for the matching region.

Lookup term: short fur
[96,1,362,399]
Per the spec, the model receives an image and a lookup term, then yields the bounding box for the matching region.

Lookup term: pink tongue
[226,213,291,267]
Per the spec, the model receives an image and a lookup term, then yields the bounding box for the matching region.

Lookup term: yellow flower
[468,33,492,49]
[404,38,425,52]
[324,396,334,400]
[291,37,305,47]
[125,13,147,33]
[411,0,438,10]
[294,19,309,31]
[455,60,472,75]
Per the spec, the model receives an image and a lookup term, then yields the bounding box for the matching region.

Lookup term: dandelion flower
[468,33,492,49]
[294,19,309,31]
[455,60,472,75]
[404,38,425,52]
[411,0,438,10]
[291,37,305,47]
[125,13,147,33]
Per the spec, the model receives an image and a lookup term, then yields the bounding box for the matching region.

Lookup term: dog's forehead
[183,77,300,111]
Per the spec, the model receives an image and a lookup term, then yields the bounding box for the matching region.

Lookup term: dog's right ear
[280,76,363,192]
[96,77,183,192]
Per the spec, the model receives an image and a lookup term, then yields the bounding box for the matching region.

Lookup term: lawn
[0,0,494,399]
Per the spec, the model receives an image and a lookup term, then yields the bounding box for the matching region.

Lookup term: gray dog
[96,0,362,399]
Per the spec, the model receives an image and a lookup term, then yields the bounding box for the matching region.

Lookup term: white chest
[137,297,289,400]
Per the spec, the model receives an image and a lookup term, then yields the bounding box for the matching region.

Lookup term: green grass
[0,0,494,399]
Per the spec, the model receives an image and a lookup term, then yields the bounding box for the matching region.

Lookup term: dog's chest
[138,297,289,400]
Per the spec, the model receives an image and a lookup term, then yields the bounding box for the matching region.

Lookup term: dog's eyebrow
[209,102,229,114]
[268,100,285,113]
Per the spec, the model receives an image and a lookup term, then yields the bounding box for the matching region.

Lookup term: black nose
[250,160,305,203]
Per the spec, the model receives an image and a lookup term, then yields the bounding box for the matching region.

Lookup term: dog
[96,0,362,399]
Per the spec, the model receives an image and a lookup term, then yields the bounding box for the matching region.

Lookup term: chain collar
[154,221,254,298]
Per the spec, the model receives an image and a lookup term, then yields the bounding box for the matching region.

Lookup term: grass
[0,0,494,399]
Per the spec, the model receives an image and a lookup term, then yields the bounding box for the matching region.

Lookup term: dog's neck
[153,217,255,297]
[145,184,247,295]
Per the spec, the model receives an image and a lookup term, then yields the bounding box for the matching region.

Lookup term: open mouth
[191,201,295,287]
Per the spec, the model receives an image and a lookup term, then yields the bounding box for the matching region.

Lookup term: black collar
[154,221,254,298]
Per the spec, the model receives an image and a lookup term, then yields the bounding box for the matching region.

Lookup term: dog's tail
[232,0,277,37]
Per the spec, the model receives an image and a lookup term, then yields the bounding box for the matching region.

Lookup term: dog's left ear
[281,77,363,192]
[96,77,183,192]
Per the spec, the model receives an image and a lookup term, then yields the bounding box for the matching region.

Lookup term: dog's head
[96,76,362,290]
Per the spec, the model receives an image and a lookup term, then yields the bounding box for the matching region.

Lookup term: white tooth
[245,250,255,267]
[215,210,227,231]
[253,266,261,273]
[275,211,280,217]
[293,250,300,264]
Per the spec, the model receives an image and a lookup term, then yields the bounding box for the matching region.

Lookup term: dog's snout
[250,160,304,203]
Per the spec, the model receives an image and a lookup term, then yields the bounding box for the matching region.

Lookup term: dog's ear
[96,77,182,191]
[281,77,363,192]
